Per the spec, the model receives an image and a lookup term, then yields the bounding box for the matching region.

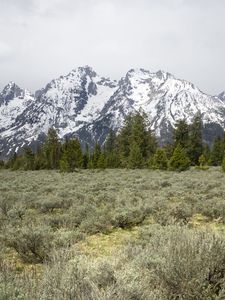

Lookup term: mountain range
[0,66,225,158]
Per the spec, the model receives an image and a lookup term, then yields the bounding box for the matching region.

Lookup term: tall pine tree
[104,129,118,168]
[173,119,189,149]
[210,137,224,166]
[43,128,61,169]
[188,114,203,165]
[60,138,83,172]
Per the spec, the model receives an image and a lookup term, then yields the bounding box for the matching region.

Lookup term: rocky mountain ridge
[0,66,224,158]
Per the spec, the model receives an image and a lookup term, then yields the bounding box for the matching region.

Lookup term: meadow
[1,168,225,299]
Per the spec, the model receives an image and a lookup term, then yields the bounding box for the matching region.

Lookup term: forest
[2,111,225,172]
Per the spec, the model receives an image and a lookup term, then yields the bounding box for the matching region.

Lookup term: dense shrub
[0,169,225,299]
[131,225,225,299]
[3,225,54,263]
[112,208,145,229]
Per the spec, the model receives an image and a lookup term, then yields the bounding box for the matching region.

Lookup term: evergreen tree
[97,153,106,169]
[210,137,224,166]
[87,157,94,169]
[188,114,203,165]
[117,115,133,167]
[43,128,61,169]
[169,144,191,171]
[117,111,157,167]
[0,160,4,169]
[202,144,211,163]
[221,157,225,172]
[34,145,46,170]
[173,119,189,149]
[23,146,35,170]
[131,111,157,160]
[199,154,207,167]
[163,144,174,161]
[151,148,168,170]
[60,138,83,172]
[8,152,18,169]
[128,141,144,169]
[82,143,90,169]
[92,143,101,168]
[104,129,118,168]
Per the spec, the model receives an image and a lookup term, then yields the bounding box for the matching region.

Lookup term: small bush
[4,225,54,263]
[112,208,145,229]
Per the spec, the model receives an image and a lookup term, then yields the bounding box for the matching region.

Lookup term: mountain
[0,82,34,131]
[0,66,224,158]
[0,66,118,157]
[77,69,225,145]
[218,91,225,101]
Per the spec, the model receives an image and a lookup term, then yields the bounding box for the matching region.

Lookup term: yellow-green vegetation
[1,168,225,299]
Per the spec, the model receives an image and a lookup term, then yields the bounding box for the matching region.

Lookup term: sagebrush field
[1,168,225,299]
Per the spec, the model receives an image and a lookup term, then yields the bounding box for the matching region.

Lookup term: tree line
[2,111,225,172]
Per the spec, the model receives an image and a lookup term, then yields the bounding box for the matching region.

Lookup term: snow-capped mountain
[86,69,225,145]
[0,66,225,158]
[0,82,34,131]
[0,66,118,157]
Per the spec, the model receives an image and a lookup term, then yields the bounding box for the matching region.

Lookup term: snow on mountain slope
[0,82,34,131]
[0,66,118,156]
[85,68,225,144]
[0,66,225,158]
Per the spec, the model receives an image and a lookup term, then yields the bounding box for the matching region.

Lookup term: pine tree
[151,148,168,170]
[82,143,90,169]
[97,153,106,169]
[128,141,144,169]
[43,128,61,169]
[131,111,157,160]
[169,144,191,171]
[87,158,94,169]
[221,157,225,172]
[8,152,18,169]
[92,143,101,168]
[34,145,47,170]
[173,119,189,149]
[202,144,211,163]
[163,144,174,161]
[117,115,133,167]
[104,129,118,168]
[117,111,156,167]
[188,114,203,165]
[23,146,35,170]
[0,160,4,169]
[210,137,224,166]
[60,138,83,172]
[11,155,25,170]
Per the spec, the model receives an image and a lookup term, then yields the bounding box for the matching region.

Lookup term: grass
[1,168,225,299]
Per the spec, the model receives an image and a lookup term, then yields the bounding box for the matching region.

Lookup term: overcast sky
[0,0,224,95]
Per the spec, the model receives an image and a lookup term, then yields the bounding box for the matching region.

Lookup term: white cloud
[0,41,13,60]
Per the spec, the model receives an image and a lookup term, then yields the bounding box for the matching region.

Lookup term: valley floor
[1,168,225,299]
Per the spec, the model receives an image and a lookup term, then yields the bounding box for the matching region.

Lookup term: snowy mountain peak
[0,67,225,158]
[0,82,25,105]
